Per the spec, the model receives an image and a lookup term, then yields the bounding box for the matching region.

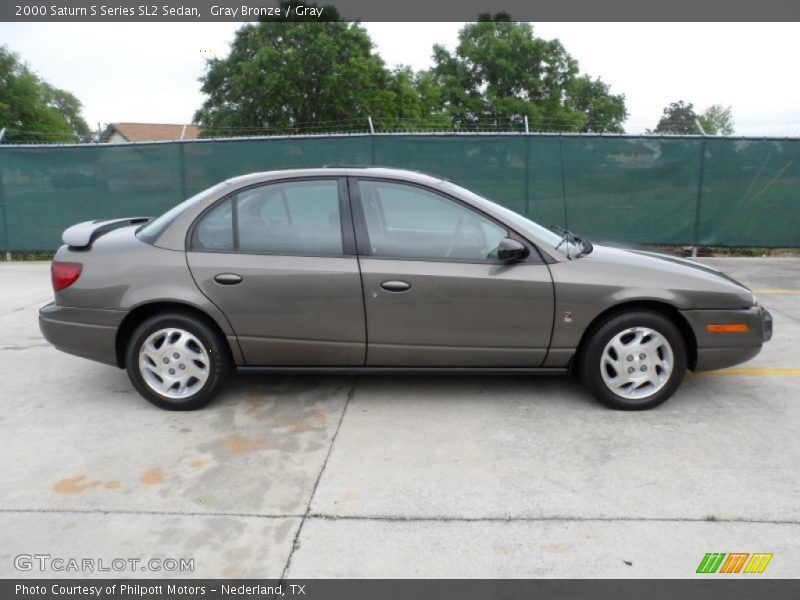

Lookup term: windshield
[438,181,565,248]
[136,181,229,245]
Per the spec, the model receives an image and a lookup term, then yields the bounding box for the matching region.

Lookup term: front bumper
[680,305,772,372]
[39,302,125,367]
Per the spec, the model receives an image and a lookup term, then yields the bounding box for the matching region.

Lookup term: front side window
[357,180,508,261]
[191,179,343,255]
[438,180,564,249]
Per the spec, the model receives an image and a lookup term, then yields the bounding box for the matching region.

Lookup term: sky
[0,21,798,136]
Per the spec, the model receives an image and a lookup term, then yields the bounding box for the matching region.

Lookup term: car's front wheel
[579,310,687,410]
[125,312,230,410]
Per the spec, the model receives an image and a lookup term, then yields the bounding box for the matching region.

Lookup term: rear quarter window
[137,182,228,245]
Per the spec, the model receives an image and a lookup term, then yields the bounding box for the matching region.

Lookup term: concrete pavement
[1,259,798,578]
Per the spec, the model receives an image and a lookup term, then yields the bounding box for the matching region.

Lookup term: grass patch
[642,245,800,258]
[2,251,55,261]
[709,247,800,257]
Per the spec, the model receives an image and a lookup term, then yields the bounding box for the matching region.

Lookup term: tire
[125,312,230,410]
[579,310,687,410]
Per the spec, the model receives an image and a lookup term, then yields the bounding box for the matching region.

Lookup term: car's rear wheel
[579,310,687,410]
[125,313,230,410]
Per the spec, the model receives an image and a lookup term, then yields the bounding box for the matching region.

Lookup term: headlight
[760,306,773,342]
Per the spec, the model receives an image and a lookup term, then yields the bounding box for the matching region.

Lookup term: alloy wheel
[600,326,674,400]
[138,328,210,399]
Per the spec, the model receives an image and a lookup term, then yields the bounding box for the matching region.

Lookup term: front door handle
[214,273,243,285]
[380,280,411,292]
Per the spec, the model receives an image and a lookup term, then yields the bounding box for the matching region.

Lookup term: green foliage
[0,46,90,143]
[427,21,626,132]
[3,251,56,261]
[654,101,735,136]
[569,76,627,133]
[476,11,513,22]
[698,104,734,136]
[653,100,701,134]
[196,15,627,135]
[194,2,408,135]
[377,67,451,130]
[41,84,93,142]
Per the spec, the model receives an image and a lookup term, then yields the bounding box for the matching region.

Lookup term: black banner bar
[3,0,800,22]
[4,580,800,600]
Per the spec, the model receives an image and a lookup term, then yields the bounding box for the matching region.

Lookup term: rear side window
[192,197,234,251]
[138,181,229,245]
[191,179,343,256]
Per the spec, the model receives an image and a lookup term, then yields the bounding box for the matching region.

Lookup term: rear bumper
[681,305,772,372]
[39,302,125,367]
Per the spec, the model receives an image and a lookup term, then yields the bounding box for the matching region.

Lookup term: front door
[350,178,554,367]
[187,177,365,365]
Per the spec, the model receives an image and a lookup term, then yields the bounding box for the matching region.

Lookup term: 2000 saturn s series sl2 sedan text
[39,167,773,411]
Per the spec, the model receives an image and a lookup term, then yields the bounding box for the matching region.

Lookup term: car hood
[624,247,751,291]
[576,243,755,308]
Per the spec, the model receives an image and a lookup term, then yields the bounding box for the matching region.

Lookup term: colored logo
[696,552,773,574]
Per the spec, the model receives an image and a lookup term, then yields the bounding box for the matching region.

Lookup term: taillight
[51,261,83,292]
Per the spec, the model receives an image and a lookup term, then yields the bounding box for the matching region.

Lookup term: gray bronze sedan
[39,168,772,411]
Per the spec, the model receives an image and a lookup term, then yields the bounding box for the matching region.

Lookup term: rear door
[350,178,554,367]
[187,177,365,365]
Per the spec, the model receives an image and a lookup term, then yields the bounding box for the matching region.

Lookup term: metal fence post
[524,135,531,217]
[0,158,9,260]
[368,117,376,165]
[0,128,7,258]
[178,142,187,200]
[692,137,707,256]
[558,135,569,229]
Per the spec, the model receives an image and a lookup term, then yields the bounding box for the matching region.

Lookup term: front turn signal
[706,323,749,333]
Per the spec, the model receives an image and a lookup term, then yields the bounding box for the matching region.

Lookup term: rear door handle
[380,280,411,292]
[214,273,243,285]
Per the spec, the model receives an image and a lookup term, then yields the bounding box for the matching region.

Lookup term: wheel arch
[115,301,235,368]
[573,300,698,371]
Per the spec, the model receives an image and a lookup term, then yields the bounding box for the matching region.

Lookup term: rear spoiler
[62,217,152,248]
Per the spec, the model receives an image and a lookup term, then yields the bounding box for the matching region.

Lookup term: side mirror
[496,238,529,263]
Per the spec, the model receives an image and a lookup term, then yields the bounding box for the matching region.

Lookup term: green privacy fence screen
[0,134,798,251]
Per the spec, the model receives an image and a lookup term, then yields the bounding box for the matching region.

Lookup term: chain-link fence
[0,133,798,252]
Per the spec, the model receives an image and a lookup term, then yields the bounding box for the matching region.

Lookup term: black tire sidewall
[125,313,229,411]
[581,311,687,410]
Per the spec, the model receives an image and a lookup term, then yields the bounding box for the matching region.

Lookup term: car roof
[223,167,447,188]
[152,166,567,263]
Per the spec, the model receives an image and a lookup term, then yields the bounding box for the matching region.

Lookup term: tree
[698,104,734,136]
[195,2,423,135]
[653,100,700,134]
[653,101,735,135]
[41,84,93,142]
[0,46,90,143]
[377,67,451,130]
[196,12,628,135]
[428,21,627,132]
[569,76,627,133]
